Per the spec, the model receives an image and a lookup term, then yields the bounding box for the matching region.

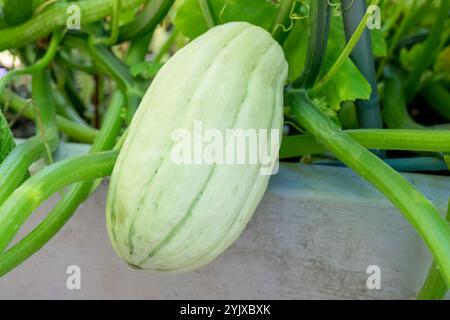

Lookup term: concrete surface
[0,144,449,299]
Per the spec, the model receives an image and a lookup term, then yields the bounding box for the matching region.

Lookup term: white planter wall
[0,143,449,299]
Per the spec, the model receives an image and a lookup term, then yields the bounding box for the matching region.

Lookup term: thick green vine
[287,89,450,287]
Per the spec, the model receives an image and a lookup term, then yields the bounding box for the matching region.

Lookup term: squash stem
[280,129,450,159]
[0,35,151,277]
[286,89,450,287]
[1,90,99,143]
[292,0,331,88]
[198,0,216,29]
[271,0,296,44]
[0,137,45,206]
[0,0,147,51]
[0,30,63,97]
[383,67,450,130]
[0,151,118,254]
[0,68,59,206]
[417,199,450,300]
[118,0,175,42]
[154,29,178,63]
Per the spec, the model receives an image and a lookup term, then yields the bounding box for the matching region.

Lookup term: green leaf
[315,15,371,109]
[313,96,341,127]
[130,61,163,79]
[319,58,371,110]
[174,0,278,39]
[399,43,424,72]
[0,110,15,165]
[371,28,387,57]
[282,16,308,82]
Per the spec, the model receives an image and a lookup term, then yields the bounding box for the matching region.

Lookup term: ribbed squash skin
[106,22,288,273]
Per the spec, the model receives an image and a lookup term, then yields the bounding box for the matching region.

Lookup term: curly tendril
[272,0,308,34]
[327,0,355,16]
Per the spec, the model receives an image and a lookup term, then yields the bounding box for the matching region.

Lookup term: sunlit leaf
[174,0,278,39]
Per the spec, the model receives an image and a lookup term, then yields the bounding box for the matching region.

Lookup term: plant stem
[0,151,118,254]
[64,33,145,124]
[198,0,216,29]
[124,33,153,123]
[310,0,380,95]
[0,94,123,277]
[271,0,295,44]
[280,129,450,159]
[53,90,89,127]
[341,0,383,131]
[0,137,45,205]
[417,263,448,300]
[383,67,450,131]
[118,0,175,42]
[0,92,125,276]
[55,53,96,75]
[1,90,99,143]
[383,66,424,129]
[154,28,178,63]
[287,89,450,287]
[31,71,59,151]
[87,42,139,94]
[0,30,63,96]
[0,69,60,206]
[421,82,450,121]
[417,199,450,300]
[292,0,331,88]
[102,0,121,46]
[0,35,151,277]
[0,0,147,51]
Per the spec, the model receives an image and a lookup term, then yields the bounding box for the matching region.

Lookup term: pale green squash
[106,22,288,272]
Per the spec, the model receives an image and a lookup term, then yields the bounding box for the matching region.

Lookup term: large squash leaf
[317,16,371,109]
[174,0,278,39]
[0,110,15,165]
